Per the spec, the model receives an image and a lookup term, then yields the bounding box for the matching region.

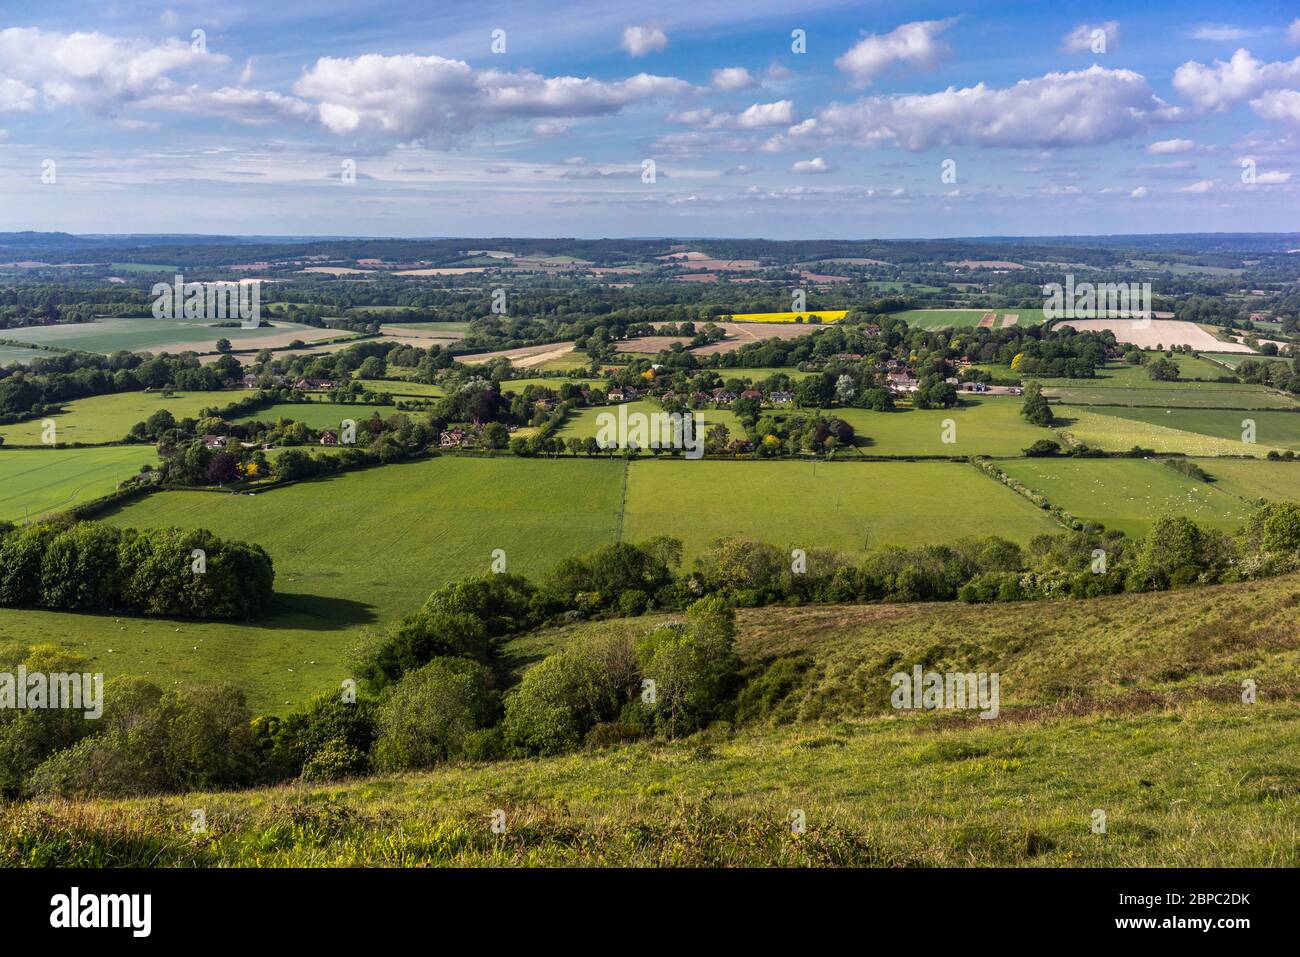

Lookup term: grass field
[718,367,818,382]
[0,446,154,522]
[827,398,1054,456]
[235,402,395,430]
[0,318,328,355]
[0,390,242,445]
[355,379,443,398]
[1052,407,1280,456]
[1043,381,1294,409]
[20,571,1300,866]
[889,309,1047,330]
[556,401,745,442]
[1199,459,1300,503]
[998,458,1251,537]
[79,457,625,710]
[723,311,847,323]
[0,345,43,366]
[498,377,603,392]
[1062,406,1300,453]
[622,459,1063,559]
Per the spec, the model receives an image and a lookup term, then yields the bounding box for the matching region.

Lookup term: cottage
[439,428,469,449]
[319,430,339,446]
[241,374,260,389]
[739,389,763,401]
[295,378,335,391]
[202,435,228,450]
[607,389,626,402]
[769,391,795,405]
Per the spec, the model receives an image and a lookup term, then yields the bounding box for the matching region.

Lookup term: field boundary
[969,456,1083,531]
[614,458,630,543]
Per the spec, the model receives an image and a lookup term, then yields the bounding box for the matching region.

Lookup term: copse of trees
[0,521,274,619]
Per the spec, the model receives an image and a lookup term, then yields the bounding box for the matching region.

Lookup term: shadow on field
[267,593,378,629]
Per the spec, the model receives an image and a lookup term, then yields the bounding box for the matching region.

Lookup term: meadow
[0,390,241,445]
[890,309,1046,330]
[556,401,745,442]
[621,459,1063,559]
[0,318,331,355]
[998,457,1251,537]
[1042,381,1294,409]
[1065,406,1300,452]
[15,571,1300,866]
[0,344,42,366]
[235,402,395,430]
[1199,459,1300,502]
[355,379,444,398]
[828,398,1054,456]
[1051,407,1280,456]
[0,446,155,522]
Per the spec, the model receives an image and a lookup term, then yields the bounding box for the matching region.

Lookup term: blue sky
[0,0,1297,238]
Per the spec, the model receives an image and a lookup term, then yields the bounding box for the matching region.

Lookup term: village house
[439,428,471,449]
[319,430,339,446]
[202,434,228,450]
[607,389,626,402]
[769,391,795,405]
[295,378,336,391]
[241,374,260,389]
[739,389,763,401]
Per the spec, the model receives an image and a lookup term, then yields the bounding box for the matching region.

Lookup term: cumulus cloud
[1131,186,1149,198]
[1062,21,1119,53]
[1177,179,1216,192]
[1255,170,1292,184]
[622,25,667,57]
[711,67,755,90]
[1173,49,1300,110]
[1291,19,1300,44]
[138,86,313,124]
[293,54,691,139]
[0,27,227,115]
[835,19,955,87]
[791,156,835,174]
[814,66,1177,151]
[735,99,795,128]
[1147,138,1194,153]
[1251,88,1300,123]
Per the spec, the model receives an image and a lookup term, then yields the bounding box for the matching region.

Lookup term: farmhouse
[319,430,338,446]
[295,378,336,391]
[439,428,471,449]
[770,391,795,405]
[202,435,228,450]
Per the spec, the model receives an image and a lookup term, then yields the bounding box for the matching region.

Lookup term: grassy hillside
[0,390,239,446]
[10,572,1300,867]
[0,446,155,522]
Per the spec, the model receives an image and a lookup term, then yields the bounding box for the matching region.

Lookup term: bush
[372,657,496,770]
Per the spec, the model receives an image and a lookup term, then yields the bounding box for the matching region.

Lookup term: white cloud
[667,107,729,129]
[791,156,835,174]
[621,25,667,58]
[814,66,1177,151]
[1255,170,1292,184]
[1062,21,1119,53]
[1250,88,1300,123]
[1189,24,1263,42]
[1173,49,1300,110]
[735,99,795,128]
[531,121,570,137]
[724,164,760,175]
[239,59,255,85]
[1291,19,1300,44]
[835,19,955,87]
[1177,179,1216,193]
[1131,186,1149,198]
[138,86,314,124]
[0,27,227,116]
[711,67,755,90]
[1146,138,1195,154]
[293,54,691,139]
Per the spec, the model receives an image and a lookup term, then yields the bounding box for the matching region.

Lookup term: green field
[80,457,625,710]
[828,397,1054,456]
[355,379,444,398]
[498,377,603,392]
[1052,407,1277,456]
[1038,360,1295,409]
[889,309,1046,329]
[717,366,818,382]
[0,345,44,366]
[0,390,243,446]
[0,318,327,355]
[998,458,1251,537]
[0,446,154,522]
[622,459,1062,559]
[235,402,394,430]
[1199,459,1300,503]
[1060,406,1300,453]
[556,401,744,442]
